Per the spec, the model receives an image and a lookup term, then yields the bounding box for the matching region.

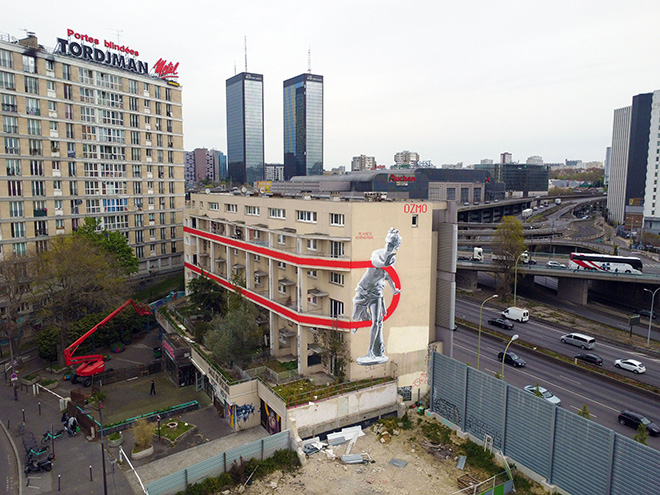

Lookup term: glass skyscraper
[226,72,264,185]
[283,73,323,179]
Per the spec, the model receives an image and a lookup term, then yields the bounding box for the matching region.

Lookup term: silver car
[523,385,562,406]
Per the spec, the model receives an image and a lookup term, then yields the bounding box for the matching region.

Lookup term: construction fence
[430,352,660,495]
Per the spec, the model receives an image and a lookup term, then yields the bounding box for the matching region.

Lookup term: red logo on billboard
[153,58,179,80]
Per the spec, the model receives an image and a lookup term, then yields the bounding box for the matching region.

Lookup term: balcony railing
[33,208,47,217]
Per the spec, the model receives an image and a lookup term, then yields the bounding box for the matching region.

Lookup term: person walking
[150,379,156,395]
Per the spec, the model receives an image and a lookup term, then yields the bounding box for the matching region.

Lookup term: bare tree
[492,216,527,299]
[0,252,37,373]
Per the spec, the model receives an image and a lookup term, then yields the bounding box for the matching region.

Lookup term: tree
[36,235,129,365]
[205,302,262,367]
[0,252,37,373]
[577,404,591,420]
[316,326,350,383]
[532,383,543,398]
[492,216,527,298]
[74,218,139,275]
[188,270,226,319]
[634,423,648,446]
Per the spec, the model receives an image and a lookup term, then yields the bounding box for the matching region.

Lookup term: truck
[492,251,535,264]
[522,208,534,219]
[64,299,152,387]
[472,247,483,262]
[554,198,562,205]
[501,307,529,323]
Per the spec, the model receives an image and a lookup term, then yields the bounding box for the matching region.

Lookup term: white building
[351,154,376,171]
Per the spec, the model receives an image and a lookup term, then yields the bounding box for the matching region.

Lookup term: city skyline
[6,1,660,169]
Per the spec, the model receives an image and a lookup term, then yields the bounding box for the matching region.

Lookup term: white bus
[569,252,643,274]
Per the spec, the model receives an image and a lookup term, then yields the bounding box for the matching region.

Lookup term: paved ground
[1,329,268,495]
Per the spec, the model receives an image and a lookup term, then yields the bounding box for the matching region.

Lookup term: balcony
[55,208,64,216]
[33,208,47,217]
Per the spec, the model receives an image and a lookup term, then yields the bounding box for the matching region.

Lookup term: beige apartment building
[184,193,457,391]
[0,31,184,272]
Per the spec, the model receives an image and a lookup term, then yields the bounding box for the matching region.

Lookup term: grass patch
[40,378,57,386]
[262,359,298,373]
[133,273,184,303]
[23,373,39,381]
[156,419,195,442]
[420,420,452,444]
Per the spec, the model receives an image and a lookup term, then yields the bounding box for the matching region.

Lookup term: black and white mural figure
[352,227,402,365]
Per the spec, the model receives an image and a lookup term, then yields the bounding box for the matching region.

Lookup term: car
[487,318,514,330]
[634,309,657,319]
[546,261,567,269]
[575,353,603,366]
[523,385,561,406]
[614,359,646,374]
[618,410,660,436]
[498,351,526,367]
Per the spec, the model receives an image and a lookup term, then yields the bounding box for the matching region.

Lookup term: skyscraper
[283,73,323,179]
[226,72,264,185]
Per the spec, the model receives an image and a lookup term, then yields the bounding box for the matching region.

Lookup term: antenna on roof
[308,47,311,73]
[244,36,248,72]
[108,28,123,45]
[234,60,236,75]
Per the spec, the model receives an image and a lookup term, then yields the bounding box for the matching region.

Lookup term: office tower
[0,32,184,273]
[226,72,264,185]
[607,92,653,228]
[500,152,512,164]
[604,146,611,188]
[283,73,323,179]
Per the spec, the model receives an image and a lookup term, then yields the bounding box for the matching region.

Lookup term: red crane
[64,300,152,386]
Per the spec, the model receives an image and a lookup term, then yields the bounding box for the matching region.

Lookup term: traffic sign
[11,373,18,382]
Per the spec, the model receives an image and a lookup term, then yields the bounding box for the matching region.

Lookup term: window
[330,299,344,317]
[154,86,161,99]
[135,246,144,258]
[307,270,317,278]
[13,243,27,256]
[6,159,21,175]
[9,201,23,217]
[132,148,141,161]
[48,100,57,114]
[2,93,17,112]
[5,137,20,154]
[330,272,345,286]
[66,123,75,139]
[130,114,139,127]
[0,49,12,68]
[27,119,41,135]
[8,180,22,196]
[131,131,140,145]
[277,234,286,245]
[22,55,36,73]
[25,76,39,94]
[26,97,40,115]
[64,103,73,120]
[446,188,456,201]
[155,101,161,115]
[330,213,345,226]
[278,284,287,295]
[253,254,261,262]
[209,202,219,210]
[11,222,25,238]
[412,214,418,227]
[62,64,71,80]
[53,180,62,193]
[166,88,172,101]
[277,261,286,269]
[68,162,76,176]
[225,203,237,213]
[306,239,317,251]
[3,115,18,133]
[330,241,344,258]
[30,160,44,176]
[79,67,93,84]
[269,208,286,219]
[128,80,138,94]
[0,71,15,89]
[32,181,46,196]
[63,84,73,100]
[297,210,317,223]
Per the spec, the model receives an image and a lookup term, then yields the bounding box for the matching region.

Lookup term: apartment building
[0,31,185,272]
[184,193,457,389]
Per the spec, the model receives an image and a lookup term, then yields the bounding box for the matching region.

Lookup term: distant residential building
[394,150,419,167]
[265,163,285,181]
[226,72,264,185]
[500,152,513,164]
[351,155,376,171]
[480,159,494,165]
[526,156,543,165]
[327,166,346,175]
[283,73,324,179]
[565,159,584,169]
[184,148,227,188]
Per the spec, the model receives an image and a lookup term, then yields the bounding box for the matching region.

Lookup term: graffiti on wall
[260,399,281,435]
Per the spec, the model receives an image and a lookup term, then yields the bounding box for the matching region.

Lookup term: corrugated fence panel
[611,433,660,495]
[145,431,290,495]
[465,368,506,450]
[504,387,554,480]
[550,408,612,495]
[430,353,465,427]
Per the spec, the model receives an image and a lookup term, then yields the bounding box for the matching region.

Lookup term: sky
[5,0,660,170]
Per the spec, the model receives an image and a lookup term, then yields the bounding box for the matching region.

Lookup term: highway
[452,298,660,449]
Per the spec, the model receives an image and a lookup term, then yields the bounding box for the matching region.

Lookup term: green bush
[420,421,452,444]
[108,432,121,441]
[458,440,500,476]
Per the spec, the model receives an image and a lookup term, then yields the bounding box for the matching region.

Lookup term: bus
[569,252,643,274]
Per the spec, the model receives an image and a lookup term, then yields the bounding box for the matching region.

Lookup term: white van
[560,333,595,350]
[501,307,529,323]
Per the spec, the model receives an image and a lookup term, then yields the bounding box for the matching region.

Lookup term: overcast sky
[5,1,660,169]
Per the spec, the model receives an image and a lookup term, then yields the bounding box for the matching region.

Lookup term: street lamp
[514,251,528,307]
[643,288,660,347]
[477,294,499,370]
[501,334,519,379]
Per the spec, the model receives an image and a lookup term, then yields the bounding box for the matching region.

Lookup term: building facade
[0,31,184,273]
[474,162,548,196]
[351,155,376,171]
[183,193,456,389]
[226,72,264,186]
[394,150,419,167]
[184,148,227,188]
[283,73,323,180]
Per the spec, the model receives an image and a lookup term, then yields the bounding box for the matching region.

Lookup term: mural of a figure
[353,227,402,365]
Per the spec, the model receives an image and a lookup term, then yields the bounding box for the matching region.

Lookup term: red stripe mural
[183,226,400,330]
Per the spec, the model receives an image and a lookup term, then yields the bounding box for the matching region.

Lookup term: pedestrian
[67,416,78,436]
[61,411,69,428]
[150,379,156,396]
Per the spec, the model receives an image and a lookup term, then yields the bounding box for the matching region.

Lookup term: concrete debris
[389,458,408,468]
[392,429,400,436]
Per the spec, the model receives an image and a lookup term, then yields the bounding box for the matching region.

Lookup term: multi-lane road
[452,297,660,449]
